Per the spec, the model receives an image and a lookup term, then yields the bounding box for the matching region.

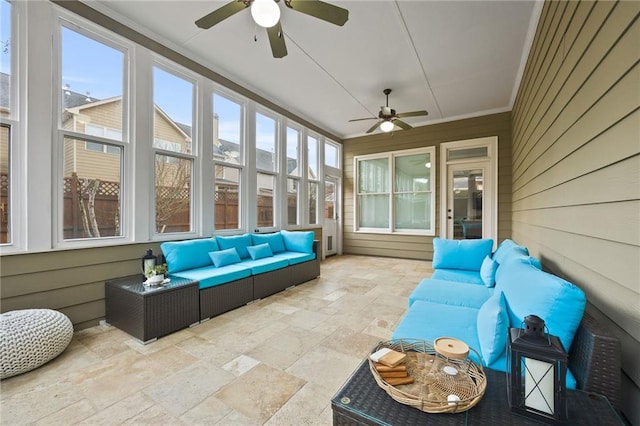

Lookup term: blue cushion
[216,234,253,259]
[172,264,251,289]
[409,278,492,309]
[432,269,484,285]
[280,230,314,253]
[247,243,273,260]
[252,232,286,254]
[209,248,241,267]
[480,255,499,287]
[161,238,219,273]
[273,251,316,265]
[241,256,289,275]
[492,239,529,265]
[432,238,494,271]
[477,292,508,364]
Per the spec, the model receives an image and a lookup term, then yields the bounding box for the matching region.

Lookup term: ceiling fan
[195,0,349,58]
[349,89,429,134]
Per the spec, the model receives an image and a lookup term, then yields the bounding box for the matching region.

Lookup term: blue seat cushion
[392,300,483,365]
[161,238,218,273]
[241,257,289,275]
[251,232,286,254]
[172,264,252,289]
[432,269,484,285]
[432,238,494,272]
[216,234,253,259]
[281,230,314,253]
[409,278,493,309]
[273,251,316,265]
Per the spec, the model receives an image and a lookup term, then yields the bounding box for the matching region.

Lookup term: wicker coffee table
[332,359,624,425]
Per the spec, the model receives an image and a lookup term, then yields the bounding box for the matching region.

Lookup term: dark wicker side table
[332,359,624,425]
[105,275,199,344]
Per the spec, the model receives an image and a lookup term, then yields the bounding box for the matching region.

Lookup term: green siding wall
[511,1,639,423]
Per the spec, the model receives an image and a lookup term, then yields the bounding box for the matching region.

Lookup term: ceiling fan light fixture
[380,120,394,133]
[251,0,281,28]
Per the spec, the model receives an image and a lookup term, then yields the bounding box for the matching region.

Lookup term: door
[447,163,487,239]
[440,137,497,243]
[323,176,339,256]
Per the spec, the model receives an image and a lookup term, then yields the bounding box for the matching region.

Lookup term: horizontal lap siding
[511,0,640,422]
[343,112,512,260]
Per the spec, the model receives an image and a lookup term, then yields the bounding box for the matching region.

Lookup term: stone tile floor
[1,255,432,425]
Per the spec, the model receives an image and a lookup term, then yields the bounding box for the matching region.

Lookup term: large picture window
[355,147,435,234]
[256,111,278,229]
[286,126,301,225]
[0,0,13,245]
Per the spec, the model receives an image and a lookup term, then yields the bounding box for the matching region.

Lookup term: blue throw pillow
[480,255,499,287]
[208,248,241,267]
[477,291,508,365]
[247,243,273,260]
[281,230,314,253]
[432,238,494,271]
[216,234,253,259]
[252,232,286,253]
[161,238,219,273]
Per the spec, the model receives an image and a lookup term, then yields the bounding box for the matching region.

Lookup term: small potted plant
[145,263,168,285]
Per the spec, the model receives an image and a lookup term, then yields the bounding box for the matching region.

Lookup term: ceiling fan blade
[366,122,381,134]
[348,117,377,122]
[267,22,287,58]
[396,110,429,119]
[286,0,349,26]
[393,119,413,130]
[195,1,249,29]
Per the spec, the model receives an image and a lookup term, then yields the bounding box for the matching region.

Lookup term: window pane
[215,165,240,230]
[257,172,274,228]
[61,26,124,140]
[358,194,389,228]
[256,112,276,172]
[325,142,339,168]
[358,158,389,193]
[155,154,191,233]
[395,153,431,192]
[63,136,122,239]
[0,124,9,243]
[1,0,11,116]
[213,94,242,164]
[286,127,300,176]
[395,193,430,230]
[287,177,298,225]
[153,67,192,154]
[447,147,487,161]
[307,136,318,179]
[308,181,318,225]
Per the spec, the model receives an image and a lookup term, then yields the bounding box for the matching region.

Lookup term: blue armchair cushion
[480,255,499,287]
[209,248,241,267]
[281,230,314,253]
[216,234,253,259]
[477,291,508,364]
[247,243,273,260]
[251,232,286,253]
[493,239,529,265]
[161,238,219,273]
[432,238,494,271]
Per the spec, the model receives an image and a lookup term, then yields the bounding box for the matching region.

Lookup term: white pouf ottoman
[0,309,74,379]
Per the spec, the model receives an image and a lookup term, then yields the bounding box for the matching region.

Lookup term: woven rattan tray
[368,339,487,414]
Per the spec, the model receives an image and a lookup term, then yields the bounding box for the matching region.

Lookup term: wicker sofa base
[253,267,292,300]
[199,277,254,320]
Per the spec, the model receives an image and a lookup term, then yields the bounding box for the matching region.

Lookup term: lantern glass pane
[523,357,555,415]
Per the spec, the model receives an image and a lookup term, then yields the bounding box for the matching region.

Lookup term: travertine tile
[286,345,361,393]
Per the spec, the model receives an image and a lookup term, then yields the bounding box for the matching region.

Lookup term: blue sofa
[393,238,588,390]
[161,230,320,321]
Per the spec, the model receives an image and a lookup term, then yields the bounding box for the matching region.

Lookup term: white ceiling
[86,0,541,140]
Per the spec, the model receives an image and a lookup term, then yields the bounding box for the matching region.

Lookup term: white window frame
[254,107,279,231]
[354,146,436,236]
[284,123,302,227]
[53,13,132,248]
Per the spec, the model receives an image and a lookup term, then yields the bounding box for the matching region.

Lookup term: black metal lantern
[507,315,568,424]
[142,249,156,277]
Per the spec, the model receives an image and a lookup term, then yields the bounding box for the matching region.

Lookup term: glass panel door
[448,165,485,240]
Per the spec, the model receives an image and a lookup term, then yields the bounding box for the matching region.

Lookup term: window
[325,140,340,168]
[256,111,277,228]
[355,147,435,234]
[286,126,300,225]
[307,135,319,225]
[213,93,244,230]
[152,64,195,234]
[0,0,12,244]
[59,23,128,242]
